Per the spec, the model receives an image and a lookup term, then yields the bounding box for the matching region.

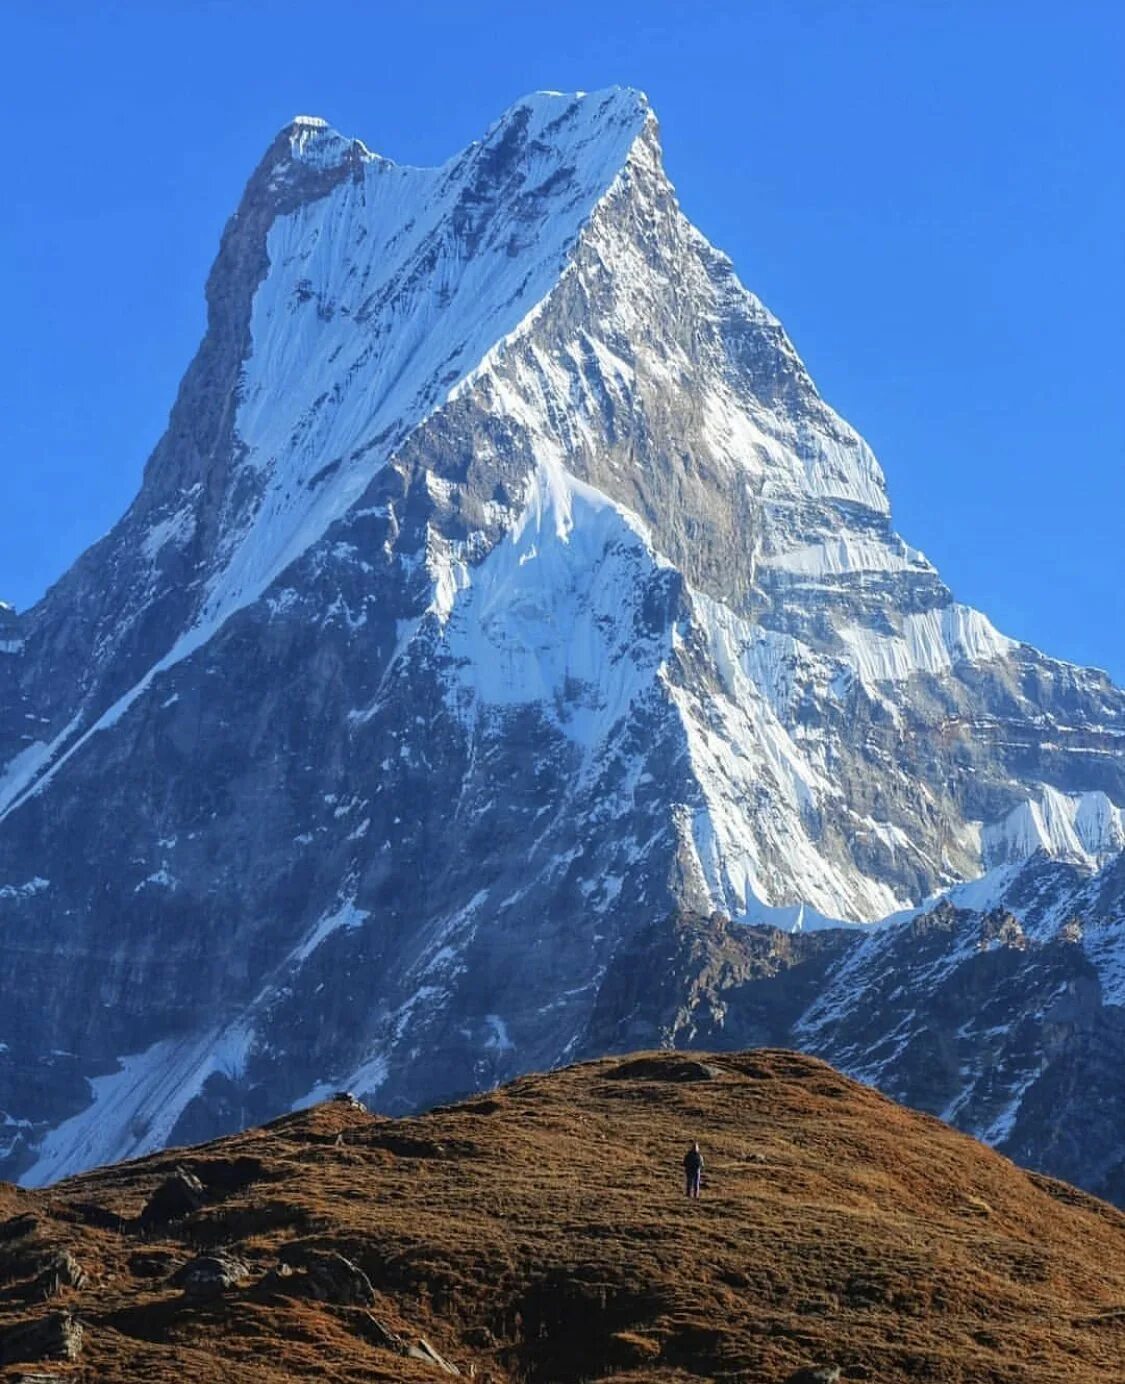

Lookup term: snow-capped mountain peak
[284,114,374,170]
[1,90,1123,1190]
[174,87,660,651]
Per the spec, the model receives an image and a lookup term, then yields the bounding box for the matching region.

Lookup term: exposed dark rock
[277,1247,376,1306]
[306,1250,375,1306]
[170,1250,251,1297]
[0,1309,83,1365]
[27,1250,87,1300]
[138,1167,206,1228]
[0,1243,85,1307]
[190,1155,273,1197]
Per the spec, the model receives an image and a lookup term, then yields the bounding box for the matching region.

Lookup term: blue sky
[3,1,1122,680]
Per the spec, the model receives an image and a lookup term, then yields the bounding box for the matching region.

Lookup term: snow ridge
[202,88,652,640]
[1,90,654,820]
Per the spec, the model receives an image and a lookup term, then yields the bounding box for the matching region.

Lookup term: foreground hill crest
[3,1052,1125,1382]
[0,88,1123,1185]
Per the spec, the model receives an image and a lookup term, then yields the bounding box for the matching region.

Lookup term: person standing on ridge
[683,1141,704,1199]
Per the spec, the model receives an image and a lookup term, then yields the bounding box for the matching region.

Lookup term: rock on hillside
[1,1051,1123,1383]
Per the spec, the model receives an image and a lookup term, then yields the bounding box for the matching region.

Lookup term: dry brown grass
[2,1049,1124,1381]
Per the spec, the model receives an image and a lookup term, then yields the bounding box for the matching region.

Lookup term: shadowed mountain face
[2,1051,1125,1383]
[0,90,1123,1188]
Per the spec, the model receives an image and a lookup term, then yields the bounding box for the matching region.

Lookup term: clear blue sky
[3,1,1122,680]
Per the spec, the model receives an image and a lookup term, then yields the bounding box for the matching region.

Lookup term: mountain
[1,89,1123,1191]
[3,1051,1125,1383]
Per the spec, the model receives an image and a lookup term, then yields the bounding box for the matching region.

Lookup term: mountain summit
[1,90,1123,1187]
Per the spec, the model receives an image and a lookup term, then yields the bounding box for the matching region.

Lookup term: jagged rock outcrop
[138,1168,207,1228]
[0,89,1122,1187]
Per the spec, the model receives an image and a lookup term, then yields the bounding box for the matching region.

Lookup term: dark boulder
[138,1166,206,1228]
[0,1310,83,1365]
[170,1250,251,1297]
[305,1250,376,1306]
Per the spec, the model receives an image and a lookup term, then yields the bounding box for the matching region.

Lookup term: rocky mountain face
[1,89,1123,1192]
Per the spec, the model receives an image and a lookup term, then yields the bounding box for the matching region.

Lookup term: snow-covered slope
[1,89,1123,1189]
[204,92,651,638]
[982,788,1125,869]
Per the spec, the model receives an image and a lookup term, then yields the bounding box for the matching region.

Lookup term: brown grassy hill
[1,1050,1124,1382]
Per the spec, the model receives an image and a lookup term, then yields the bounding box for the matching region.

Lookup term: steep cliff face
[1,89,1122,1187]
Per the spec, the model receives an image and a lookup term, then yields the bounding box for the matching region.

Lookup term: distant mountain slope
[1,89,1123,1187]
[3,1051,1125,1382]
[581,850,1125,1204]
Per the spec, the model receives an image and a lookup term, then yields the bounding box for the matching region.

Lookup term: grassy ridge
[2,1050,1124,1380]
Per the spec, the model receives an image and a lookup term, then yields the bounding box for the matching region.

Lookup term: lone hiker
[683,1141,704,1198]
